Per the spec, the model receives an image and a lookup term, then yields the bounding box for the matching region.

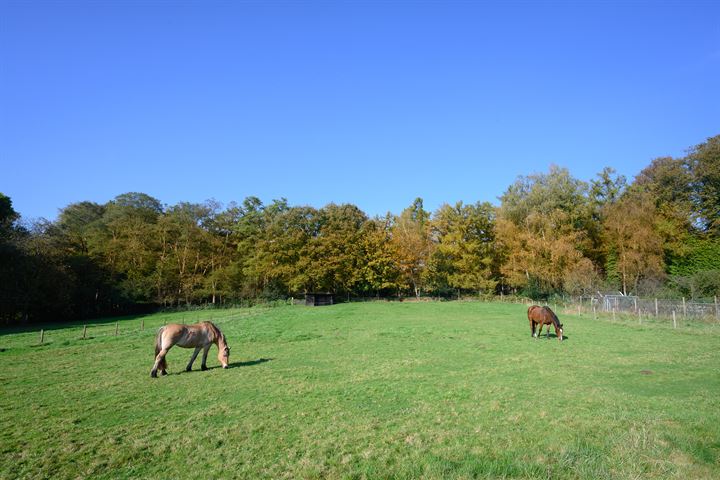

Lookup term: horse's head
[558,323,564,341]
[218,333,230,368]
[218,345,230,368]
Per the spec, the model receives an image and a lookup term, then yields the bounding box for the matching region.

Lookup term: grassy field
[1,301,718,479]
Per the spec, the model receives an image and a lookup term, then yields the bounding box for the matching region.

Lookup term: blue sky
[1,1,719,221]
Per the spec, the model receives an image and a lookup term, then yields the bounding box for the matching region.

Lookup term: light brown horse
[528,305,563,341]
[151,321,230,378]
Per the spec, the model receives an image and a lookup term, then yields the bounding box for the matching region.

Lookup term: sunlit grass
[1,301,718,479]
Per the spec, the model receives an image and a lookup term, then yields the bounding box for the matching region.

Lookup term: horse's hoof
[151,371,157,378]
[201,366,208,371]
[186,366,192,372]
[161,370,167,376]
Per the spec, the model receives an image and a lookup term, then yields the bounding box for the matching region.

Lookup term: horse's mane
[210,322,229,348]
[204,321,222,344]
[544,307,561,328]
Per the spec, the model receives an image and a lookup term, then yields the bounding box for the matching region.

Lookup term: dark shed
[305,293,334,306]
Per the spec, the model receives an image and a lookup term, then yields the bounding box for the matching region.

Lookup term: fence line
[21,295,718,346]
[26,307,265,347]
[568,294,719,322]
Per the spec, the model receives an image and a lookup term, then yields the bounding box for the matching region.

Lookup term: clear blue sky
[1,1,719,221]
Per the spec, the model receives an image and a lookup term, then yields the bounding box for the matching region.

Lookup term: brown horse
[528,305,563,341]
[151,321,230,378]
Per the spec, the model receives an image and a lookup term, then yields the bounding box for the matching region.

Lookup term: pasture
[1,302,718,479]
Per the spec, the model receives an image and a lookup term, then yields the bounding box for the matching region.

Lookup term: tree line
[1,135,718,324]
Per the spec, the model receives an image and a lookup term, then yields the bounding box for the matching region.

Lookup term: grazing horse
[151,321,230,378]
[528,305,563,341]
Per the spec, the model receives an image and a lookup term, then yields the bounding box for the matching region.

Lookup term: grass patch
[1,302,718,479]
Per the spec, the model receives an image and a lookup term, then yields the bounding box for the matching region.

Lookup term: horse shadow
[230,358,273,368]
[535,333,570,341]
[208,357,274,370]
[162,358,273,376]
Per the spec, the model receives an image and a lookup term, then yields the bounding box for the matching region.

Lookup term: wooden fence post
[655,298,658,317]
[39,329,44,345]
[682,297,686,318]
[141,318,144,331]
[82,325,87,340]
[634,297,637,312]
[673,311,677,329]
[115,322,119,336]
[593,305,596,319]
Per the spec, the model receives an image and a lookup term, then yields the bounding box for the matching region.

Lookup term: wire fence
[2,307,268,349]
[5,294,719,348]
[571,294,720,321]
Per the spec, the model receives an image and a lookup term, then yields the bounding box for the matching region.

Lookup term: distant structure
[305,293,334,306]
[595,291,639,312]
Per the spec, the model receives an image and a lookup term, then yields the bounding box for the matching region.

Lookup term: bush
[670,270,720,300]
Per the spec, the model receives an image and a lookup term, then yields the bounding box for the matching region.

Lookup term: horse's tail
[155,327,167,371]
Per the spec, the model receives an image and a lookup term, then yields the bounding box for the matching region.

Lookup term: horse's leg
[186,347,201,372]
[530,320,535,337]
[536,322,542,338]
[201,345,211,371]
[151,347,170,378]
[546,322,550,339]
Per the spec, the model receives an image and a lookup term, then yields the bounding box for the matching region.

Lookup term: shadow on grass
[193,358,274,372]
[161,358,274,377]
[227,358,274,368]
[534,333,570,341]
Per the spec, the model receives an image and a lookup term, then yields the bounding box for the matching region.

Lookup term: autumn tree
[496,166,595,296]
[391,198,433,298]
[602,190,665,295]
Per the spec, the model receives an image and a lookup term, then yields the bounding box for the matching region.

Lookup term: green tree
[303,204,367,296]
[155,202,215,306]
[254,204,318,297]
[0,193,19,240]
[358,216,401,297]
[589,167,627,210]
[56,202,106,254]
[429,201,497,296]
[99,193,163,303]
[687,135,720,234]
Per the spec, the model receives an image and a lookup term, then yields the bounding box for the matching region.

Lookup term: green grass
[1,302,718,479]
